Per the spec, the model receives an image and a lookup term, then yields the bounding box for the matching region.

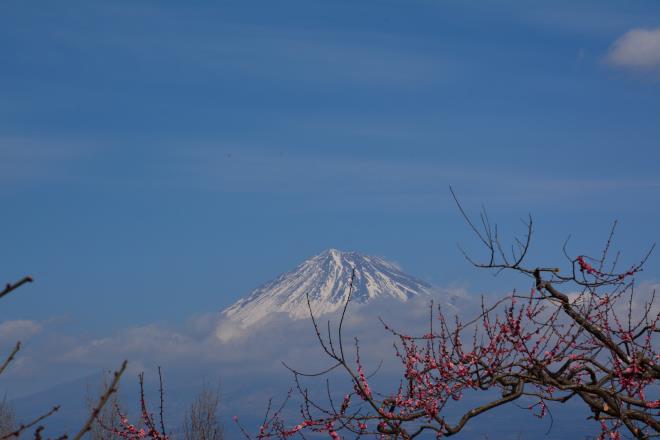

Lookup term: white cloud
[0,291,471,390]
[0,319,43,344]
[606,27,660,70]
[4,280,653,385]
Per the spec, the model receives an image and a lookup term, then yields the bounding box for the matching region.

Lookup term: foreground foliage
[243,198,659,439]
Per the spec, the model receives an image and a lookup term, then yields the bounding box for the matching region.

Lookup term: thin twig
[0,276,33,300]
[0,342,20,376]
[158,366,166,436]
[72,360,127,440]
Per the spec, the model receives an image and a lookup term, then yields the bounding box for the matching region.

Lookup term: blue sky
[1,0,659,336]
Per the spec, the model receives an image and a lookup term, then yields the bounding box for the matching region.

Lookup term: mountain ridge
[221,249,435,327]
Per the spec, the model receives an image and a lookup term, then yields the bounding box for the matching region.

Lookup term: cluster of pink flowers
[577,255,638,281]
[104,408,168,440]
[235,394,351,439]
[98,373,169,440]
[577,255,601,276]
[355,363,372,400]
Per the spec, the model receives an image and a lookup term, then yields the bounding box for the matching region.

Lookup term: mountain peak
[221,249,433,327]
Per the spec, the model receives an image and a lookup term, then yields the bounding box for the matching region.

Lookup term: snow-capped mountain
[222,249,434,327]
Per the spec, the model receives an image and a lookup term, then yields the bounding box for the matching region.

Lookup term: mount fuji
[221,249,435,327]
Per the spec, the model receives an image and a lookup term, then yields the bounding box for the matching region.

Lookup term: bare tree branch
[0,276,33,301]
[72,360,127,440]
[0,343,20,377]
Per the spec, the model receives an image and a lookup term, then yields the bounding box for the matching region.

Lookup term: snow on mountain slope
[221,249,434,327]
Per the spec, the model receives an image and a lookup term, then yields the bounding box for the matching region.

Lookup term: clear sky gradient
[1,1,659,334]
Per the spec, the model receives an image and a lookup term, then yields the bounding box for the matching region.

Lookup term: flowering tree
[244,196,659,439]
[96,372,169,440]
